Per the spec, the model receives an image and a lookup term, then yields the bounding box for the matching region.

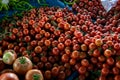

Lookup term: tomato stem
[19,57,26,64]
[33,74,40,80]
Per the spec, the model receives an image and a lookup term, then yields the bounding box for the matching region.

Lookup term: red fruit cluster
[0,1,120,79]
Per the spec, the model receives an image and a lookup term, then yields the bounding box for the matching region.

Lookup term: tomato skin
[116,61,120,68]
[78,66,87,74]
[51,67,59,77]
[106,57,114,65]
[57,43,65,50]
[114,43,120,50]
[104,49,112,57]
[81,59,89,67]
[74,30,83,38]
[99,75,106,80]
[81,44,87,51]
[114,75,120,80]
[0,58,5,72]
[44,70,51,80]
[71,50,79,59]
[13,56,33,75]
[98,55,106,62]
[34,46,42,54]
[89,42,97,50]
[61,54,69,63]
[101,67,109,76]
[69,58,76,65]
[112,67,119,75]
[3,50,17,65]
[52,47,59,55]
[92,49,100,57]
[95,39,103,46]
[12,28,18,34]
[0,72,19,80]
[25,69,44,80]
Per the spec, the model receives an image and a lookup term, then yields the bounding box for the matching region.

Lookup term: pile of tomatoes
[0,0,120,80]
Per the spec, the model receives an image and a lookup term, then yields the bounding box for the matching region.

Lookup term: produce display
[0,0,120,80]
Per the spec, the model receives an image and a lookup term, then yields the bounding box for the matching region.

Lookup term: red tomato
[13,56,33,75]
[71,50,79,59]
[81,59,89,67]
[104,49,112,57]
[25,69,44,80]
[106,57,114,65]
[116,61,120,68]
[74,30,83,38]
[92,49,101,57]
[78,66,87,74]
[0,73,19,80]
[95,39,103,46]
[61,54,69,63]
[112,67,119,75]
[34,46,42,54]
[81,44,87,51]
[101,67,109,76]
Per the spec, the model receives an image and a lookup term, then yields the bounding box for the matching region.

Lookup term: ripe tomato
[0,72,19,80]
[44,70,51,80]
[114,43,120,50]
[116,61,120,68]
[106,40,113,46]
[64,22,70,30]
[13,56,33,75]
[104,49,112,57]
[92,49,101,57]
[95,39,103,46]
[84,39,91,45]
[74,30,83,38]
[81,59,89,67]
[45,22,51,29]
[78,66,87,74]
[40,56,47,63]
[58,71,66,80]
[73,44,80,51]
[98,55,106,62]
[64,39,72,46]
[58,37,65,43]
[114,75,120,80]
[8,43,14,49]
[90,57,98,64]
[12,28,18,34]
[30,40,37,47]
[89,42,97,50]
[23,29,29,35]
[81,44,87,51]
[51,67,59,77]
[69,58,76,65]
[106,57,114,65]
[45,62,52,70]
[57,43,65,50]
[24,36,31,42]
[61,54,69,63]
[44,39,51,46]
[101,67,109,76]
[112,67,119,75]
[44,32,50,38]
[71,50,79,59]
[52,47,59,55]
[25,69,44,80]
[99,75,106,80]
[34,46,42,54]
